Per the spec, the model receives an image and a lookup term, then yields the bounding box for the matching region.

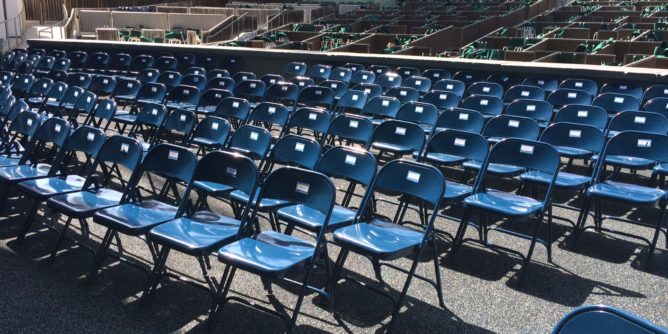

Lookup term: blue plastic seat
[197,54,220,71]
[434,108,485,133]
[164,85,200,111]
[504,85,546,103]
[547,89,593,111]
[179,73,207,91]
[592,93,640,115]
[25,77,53,106]
[132,82,167,108]
[329,67,352,83]
[554,105,608,130]
[83,52,109,73]
[573,131,668,267]
[461,94,504,118]
[320,80,348,99]
[284,61,307,78]
[11,73,35,98]
[176,53,196,72]
[232,71,257,83]
[156,71,182,91]
[127,54,154,76]
[468,81,504,99]
[451,138,561,280]
[290,76,315,90]
[433,79,466,98]
[343,63,365,72]
[295,86,334,111]
[234,79,265,103]
[402,75,432,94]
[559,78,599,96]
[205,76,235,92]
[154,108,198,146]
[135,68,160,84]
[422,90,460,110]
[83,98,117,131]
[154,55,177,72]
[308,64,331,81]
[112,79,141,106]
[214,97,250,128]
[68,50,87,71]
[375,72,402,91]
[385,86,419,104]
[333,159,445,332]
[606,111,668,138]
[89,75,117,98]
[368,119,425,159]
[208,167,337,332]
[552,305,668,334]
[350,70,376,85]
[263,81,298,107]
[505,99,553,127]
[106,53,131,75]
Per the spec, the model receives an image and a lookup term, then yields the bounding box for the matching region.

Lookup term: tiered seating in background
[1,46,668,332]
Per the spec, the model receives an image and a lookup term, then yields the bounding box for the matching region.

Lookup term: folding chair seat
[51,57,70,73]
[260,74,284,87]
[504,85,546,103]
[554,105,608,130]
[329,67,352,83]
[601,82,643,101]
[467,82,504,99]
[231,71,256,83]
[332,160,446,332]
[164,85,200,111]
[332,90,367,115]
[353,82,382,99]
[154,56,178,72]
[433,79,466,98]
[350,70,376,85]
[505,99,553,127]
[156,71,182,91]
[421,90,460,110]
[559,78,598,97]
[197,54,220,71]
[283,107,331,141]
[487,73,522,90]
[88,144,197,279]
[396,101,438,133]
[139,150,259,304]
[643,97,668,117]
[190,116,231,154]
[83,52,109,73]
[343,63,364,72]
[461,95,504,118]
[450,139,560,280]
[208,167,336,332]
[433,108,485,133]
[547,89,593,111]
[320,80,348,99]
[278,146,376,234]
[176,52,196,72]
[35,56,55,75]
[368,119,425,159]
[226,125,272,163]
[481,114,540,145]
[592,93,641,115]
[308,64,332,82]
[88,75,117,98]
[135,68,160,84]
[290,76,315,90]
[193,88,232,115]
[11,74,34,99]
[643,85,668,104]
[65,72,92,89]
[25,77,53,106]
[552,305,668,334]
[263,82,298,107]
[374,72,402,91]
[83,98,117,131]
[234,79,265,103]
[247,102,289,139]
[206,76,235,91]
[295,86,335,111]
[284,61,307,78]
[180,73,207,91]
[106,53,131,75]
[523,76,559,92]
[214,97,250,128]
[68,51,87,71]
[572,131,668,266]
[361,96,401,126]
[402,75,431,94]
[184,66,206,76]
[453,71,484,86]
[323,114,373,148]
[385,86,419,104]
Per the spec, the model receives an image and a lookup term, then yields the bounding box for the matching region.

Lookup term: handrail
[253,12,283,36]
[0,4,27,51]
[37,4,69,38]
[205,12,249,43]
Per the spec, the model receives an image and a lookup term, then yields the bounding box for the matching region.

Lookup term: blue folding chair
[332,159,445,332]
[330,67,352,83]
[367,119,426,160]
[283,107,331,142]
[234,79,266,103]
[547,89,593,111]
[206,76,235,92]
[226,125,272,165]
[643,97,668,117]
[488,73,522,90]
[481,114,540,145]
[263,82,299,107]
[361,96,401,126]
[593,93,640,115]
[323,114,374,148]
[601,82,643,101]
[461,95,504,119]
[153,108,198,146]
[247,102,289,139]
[468,81,504,99]
[375,72,402,91]
[284,61,307,78]
[572,131,668,266]
[504,85,546,103]
[343,63,365,72]
[396,101,438,133]
[559,78,598,97]
[523,76,559,92]
[190,116,231,155]
[140,150,259,303]
[320,80,348,99]
[402,76,432,94]
[164,85,200,111]
[0,111,41,167]
[332,90,368,115]
[88,144,197,279]
[386,86,420,104]
[350,70,376,85]
[259,74,284,88]
[89,75,117,98]
[290,76,315,90]
[554,105,608,130]
[193,88,233,115]
[308,64,332,82]
[368,64,392,75]
[552,305,668,334]
[422,90,460,110]
[434,108,485,133]
[295,86,335,111]
[453,71,484,86]
[353,82,383,99]
[451,139,561,280]
[505,99,553,127]
[396,67,420,78]
[606,111,668,138]
[232,71,257,83]
[214,97,250,129]
[422,68,451,83]
[643,85,668,104]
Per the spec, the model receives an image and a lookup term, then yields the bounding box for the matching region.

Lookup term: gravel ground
[0,138,667,334]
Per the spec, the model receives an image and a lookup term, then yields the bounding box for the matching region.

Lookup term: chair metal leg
[386,252,421,334]
[289,260,316,332]
[206,265,236,331]
[87,228,115,280]
[48,217,73,263]
[546,205,553,263]
[139,246,171,306]
[448,209,471,261]
[518,215,544,283]
[646,206,667,268]
[430,237,445,308]
[15,199,40,245]
[570,196,592,248]
[321,242,338,317]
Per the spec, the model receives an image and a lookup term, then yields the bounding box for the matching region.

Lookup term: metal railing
[205,12,250,43]
[1,4,27,51]
[37,5,70,39]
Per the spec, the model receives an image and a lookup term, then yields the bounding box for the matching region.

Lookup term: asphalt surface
[0,143,667,334]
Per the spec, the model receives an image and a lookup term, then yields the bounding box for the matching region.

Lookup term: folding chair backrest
[270,134,321,170]
[234,79,265,101]
[93,135,143,173]
[194,150,258,198]
[547,89,593,108]
[215,97,250,123]
[65,73,92,89]
[184,67,206,76]
[136,103,168,128]
[264,82,299,105]
[157,71,182,89]
[207,76,235,91]
[325,114,373,145]
[435,108,485,133]
[330,67,352,82]
[483,115,540,140]
[593,93,640,114]
[540,122,604,155]
[140,143,197,185]
[369,65,392,75]
[468,82,504,99]
[207,69,230,80]
[290,76,315,89]
[228,125,272,161]
[29,77,53,96]
[607,111,668,135]
[362,96,401,119]
[260,74,284,87]
[559,78,598,96]
[114,79,141,97]
[523,76,559,92]
[285,62,307,77]
[7,109,39,137]
[461,95,504,117]
[162,108,197,136]
[396,101,438,128]
[505,99,552,124]
[601,82,643,100]
[137,68,160,84]
[505,85,546,102]
[422,90,460,110]
[73,91,98,114]
[453,71,484,86]
[422,69,451,83]
[90,98,117,122]
[385,86,419,104]
[130,54,154,72]
[180,74,207,91]
[643,85,668,103]
[423,129,488,163]
[192,116,231,146]
[354,83,382,99]
[320,80,347,98]
[31,117,70,146]
[60,126,106,159]
[368,120,426,153]
[136,82,167,102]
[595,131,668,180]
[286,107,331,136]
[308,64,331,80]
[375,72,402,90]
[373,159,444,208]
[317,146,377,187]
[248,102,289,128]
[643,97,668,117]
[396,67,420,78]
[297,86,334,110]
[89,75,117,96]
[232,72,256,83]
[554,105,608,130]
[403,76,432,93]
[350,70,376,85]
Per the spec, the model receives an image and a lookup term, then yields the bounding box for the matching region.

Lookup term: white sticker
[106,104,111,110]
[362,75,368,80]
[634,116,646,124]
[43,83,48,88]
[567,92,577,99]
[520,91,530,97]
[281,86,288,92]
[250,131,259,140]
[520,144,534,154]
[299,82,305,87]
[151,108,158,116]
[480,99,489,106]
[87,132,95,141]
[575,82,583,88]
[446,84,454,90]
[415,80,422,86]
[508,120,520,128]
[121,143,129,153]
[569,130,581,138]
[406,170,421,183]
[434,73,440,78]
[294,65,300,70]
[86,96,92,103]
[270,79,276,84]
[103,79,109,84]
[295,182,310,194]
[332,83,338,89]
[215,93,222,99]
[439,94,447,100]
[211,122,219,130]
[665,102,668,109]
[151,87,158,92]
[230,59,236,63]
[168,150,179,160]
[74,91,79,97]
[308,113,317,120]
[180,114,187,122]
[226,167,237,177]
[619,85,627,90]
[148,72,153,77]
[577,110,588,117]
[54,124,62,133]
[364,88,371,94]
[268,106,276,114]
[127,83,134,88]
[24,78,29,83]
[388,76,395,82]
[613,97,624,103]
[465,75,472,79]
[382,100,390,107]
[242,76,248,80]
[638,139,652,147]
[459,113,469,120]
[526,105,536,112]
[183,89,190,96]
[538,80,545,85]
[454,138,466,147]
[339,72,345,77]
[400,90,407,96]
[415,106,424,113]
[395,127,406,135]
[319,68,325,73]
[232,101,239,108]
[168,74,174,79]
[349,120,359,128]
[295,142,305,152]
[482,86,491,93]
[352,94,359,101]
[315,90,322,96]
[26,118,33,126]
[249,83,256,88]
[663,89,668,95]
[345,154,357,165]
